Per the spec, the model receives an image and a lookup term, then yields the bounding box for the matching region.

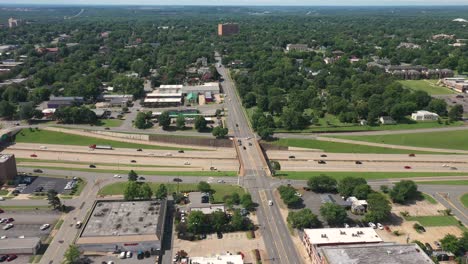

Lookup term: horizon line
[2,4,468,7]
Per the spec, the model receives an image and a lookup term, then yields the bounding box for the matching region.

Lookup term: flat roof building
[218,23,239,36]
[190,254,244,264]
[0,154,17,182]
[76,200,167,255]
[182,82,220,94]
[0,237,41,255]
[47,96,84,109]
[318,243,434,264]
[411,110,439,121]
[144,91,183,107]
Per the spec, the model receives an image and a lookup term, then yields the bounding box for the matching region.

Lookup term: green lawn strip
[272,138,441,154]
[0,190,9,196]
[73,179,86,196]
[95,119,124,127]
[19,165,237,177]
[404,215,460,226]
[16,158,184,168]
[99,182,245,203]
[417,180,468,185]
[461,193,468,208]
[276,171,468,180]
[399,80,455,95]
[15,128,194,150]
[333,129,468,151]
[54,219,64,230]
[1,205,51,210]
[421,193,438,204]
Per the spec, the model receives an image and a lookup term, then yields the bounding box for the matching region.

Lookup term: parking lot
[90,254,158,264]
[19,176,70,195]
[0,211,60,239]
[435,94,468,115]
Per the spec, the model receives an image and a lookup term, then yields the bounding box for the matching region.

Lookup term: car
[404,166,411,169]
[130,160,137,163]
[89,164,96,168]
[0,210,3,214]
[288,155,295,159]
[450,167,458,170]
[217,180,225,183]
[104,127,110,130]
[248,142,252,146]
[0,219,6,224]
[456,95,464,98]
[33,169,43,173]
[6,218,14,223]
[30,154,37,158]
[136,149,142,151]
[75,221,82,229]
[113,174,121,178]
[355,161,362,164]
[434,241,441,248]
[243,146,246,150]
[425,243,433,252]
[6,255,17,262]
[344,223,350,228]
[0,255,7,262]
[268,200,273,206]
[107,261,115,264]
[377,223,384,230]
[318,160,326,164]
[442,164,449,167]
[320,154,327,157]
[34,187,44,192]
[138,176,145,181]
[217,232,223,239]
[17,236,24,239]
[408,153,415,157]
[0,236,6,240]
[3,224,13,230]
[200,234,207,239]
[184,161,191,165]
[119,252,126,259]
[126,251,132,258]
[235,123,239,127]
[368,222,376,229]
[178,150,184,153]
[40,224,50,230]
[294,192,302,197]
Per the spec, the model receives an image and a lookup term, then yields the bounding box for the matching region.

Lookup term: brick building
[218,23,239,36]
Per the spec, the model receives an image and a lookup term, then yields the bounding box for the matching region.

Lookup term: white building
[411,110,439,121]
[190,254,243,264]
[182,82,220,94]
[379,116,396,125]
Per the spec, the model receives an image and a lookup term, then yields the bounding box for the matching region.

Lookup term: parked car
[0,255,7,262]
[3,224,13,230]
[89,164,96,168]
[6,255,16,262]
[268,200,273,206]
[294,192,302,197]
[216,232,223,239]
[113,174,121,178]
[344,223,350,228]
[75,221,82,229]
[368,222,376,229]
[40,224,50,230]
[450,167,458,170]
[355,161,362,164]
[126,251,132,258]
[434,241,441,249]
[6,218,14,223]
[138,177,145,181]
[33,169,43,173]
[217,180,225,183]
[0,219,7,224]
[377,223,384,230]
[119,252,126,259]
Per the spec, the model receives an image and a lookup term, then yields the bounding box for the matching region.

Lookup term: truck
[88,144,113,150]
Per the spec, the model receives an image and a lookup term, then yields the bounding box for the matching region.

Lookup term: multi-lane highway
[216,53,304,263]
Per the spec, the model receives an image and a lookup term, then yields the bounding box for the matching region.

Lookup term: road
[216,54,303,263]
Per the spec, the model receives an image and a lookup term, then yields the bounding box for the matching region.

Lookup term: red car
[408,153,415,157]
[30,154,37,158]
[5,218,14,223]
[404,166,412,169]
[6,255,17,262]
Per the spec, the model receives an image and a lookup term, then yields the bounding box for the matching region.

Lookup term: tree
[139,183,153,199]
[197,181,211,193]
[128,170,138,181]
[337,177,367,197]
[307,175,337,193]
[112,75,144,98]
[390,180,419,204]
[277,185,302,208]
[158,111,171,130]
[194,115,207,132]
[448,104,463,122]
[54,106,97,124]
[19,102,40,120]
[135,111,152,129]
[124,181,140,200]
[320,203,347,226]
[241,193,254,210]
[352,184,372,200]
[155,184,168,199]
[47,189,62,210]
[364,192,391,222]
[230,209,245,230]
[287,208,321,229]
[64,245,81,264]
[212,126,228,138]
[440,234,461,254]
[211,211,228,232]
[187,210,206,234]
[0,101,16,119]
[256,126,274,140]
[176,114,186,129]
[428,99,448,116]
[270,160,281,175]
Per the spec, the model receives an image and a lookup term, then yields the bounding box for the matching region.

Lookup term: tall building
[8,18,21,28]
[0,154,17,182]
[218,23,239,36]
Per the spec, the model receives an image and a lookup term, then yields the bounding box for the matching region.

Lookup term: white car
[119,252,126,259]
[126,251,132,258]
[184,161,191,165]
[368,222,376,229]
[295,192,302,197]
[0,236,6,239]
[268,200,273,206]
[344,223,350,228]
[217,180,225,183]
[18,235,25,238]
[40,224,50,230]
[3,223,13,230]
[0,219,6,224]
[113,174,121,178]
[442,164,449,167]
[377,223,384,230]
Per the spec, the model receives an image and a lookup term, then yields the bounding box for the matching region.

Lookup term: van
[75,221,82,229]
[119,252,126,259]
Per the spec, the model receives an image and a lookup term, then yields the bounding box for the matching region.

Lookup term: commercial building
[441,77,468,93]
[0,154,17,182]
[317,243,433,264]
[411,110,439,121]
[182,82,220,94]
[47,96,84,109]
[218,23,239,36]
[8,18,21,28]
[190,254,244,264]
[302,228,382,263]
[144,92,183,107]
[76,200,167,255]
[0,237,41,255]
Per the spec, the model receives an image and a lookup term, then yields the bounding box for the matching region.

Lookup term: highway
[216,53,303,263]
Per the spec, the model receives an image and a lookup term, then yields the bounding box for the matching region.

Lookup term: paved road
[216,54,303,264]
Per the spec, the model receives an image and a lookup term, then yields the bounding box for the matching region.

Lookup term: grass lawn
[54,219,64,230]
[96,119,124,127]
[20,165,237,177]
[461,193,468,208]
[417,180,468,185]
[335,129,468,151]
[0,205,51,211]
[15,128,193,150]
[0,190,9,196]
[405,215,460,226]
[99,182,245,203]
[272,138,440,154]
[421,193,438,204]
[399,80,455,95]
[275,171,468,180]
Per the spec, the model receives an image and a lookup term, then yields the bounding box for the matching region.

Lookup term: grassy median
[276,171,468,180]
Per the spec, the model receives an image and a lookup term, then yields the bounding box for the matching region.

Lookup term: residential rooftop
[303,227,382,246]
[320,243,434,264]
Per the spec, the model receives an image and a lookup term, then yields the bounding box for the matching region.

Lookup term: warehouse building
[47,96,84,109]
[0,237,41,255]
[76,200,167,255]
[0,154,17,182]
[182,82,220,94]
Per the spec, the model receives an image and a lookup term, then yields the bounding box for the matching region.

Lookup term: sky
[1,0,468,6]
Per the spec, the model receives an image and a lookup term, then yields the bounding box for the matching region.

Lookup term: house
[346,197,368,215]
[432,34,455,40]
[411,110,439,121]
[379,116,396,125]
[397,42,421,49]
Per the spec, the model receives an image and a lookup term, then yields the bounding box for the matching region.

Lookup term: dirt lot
[391,199,446,216]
